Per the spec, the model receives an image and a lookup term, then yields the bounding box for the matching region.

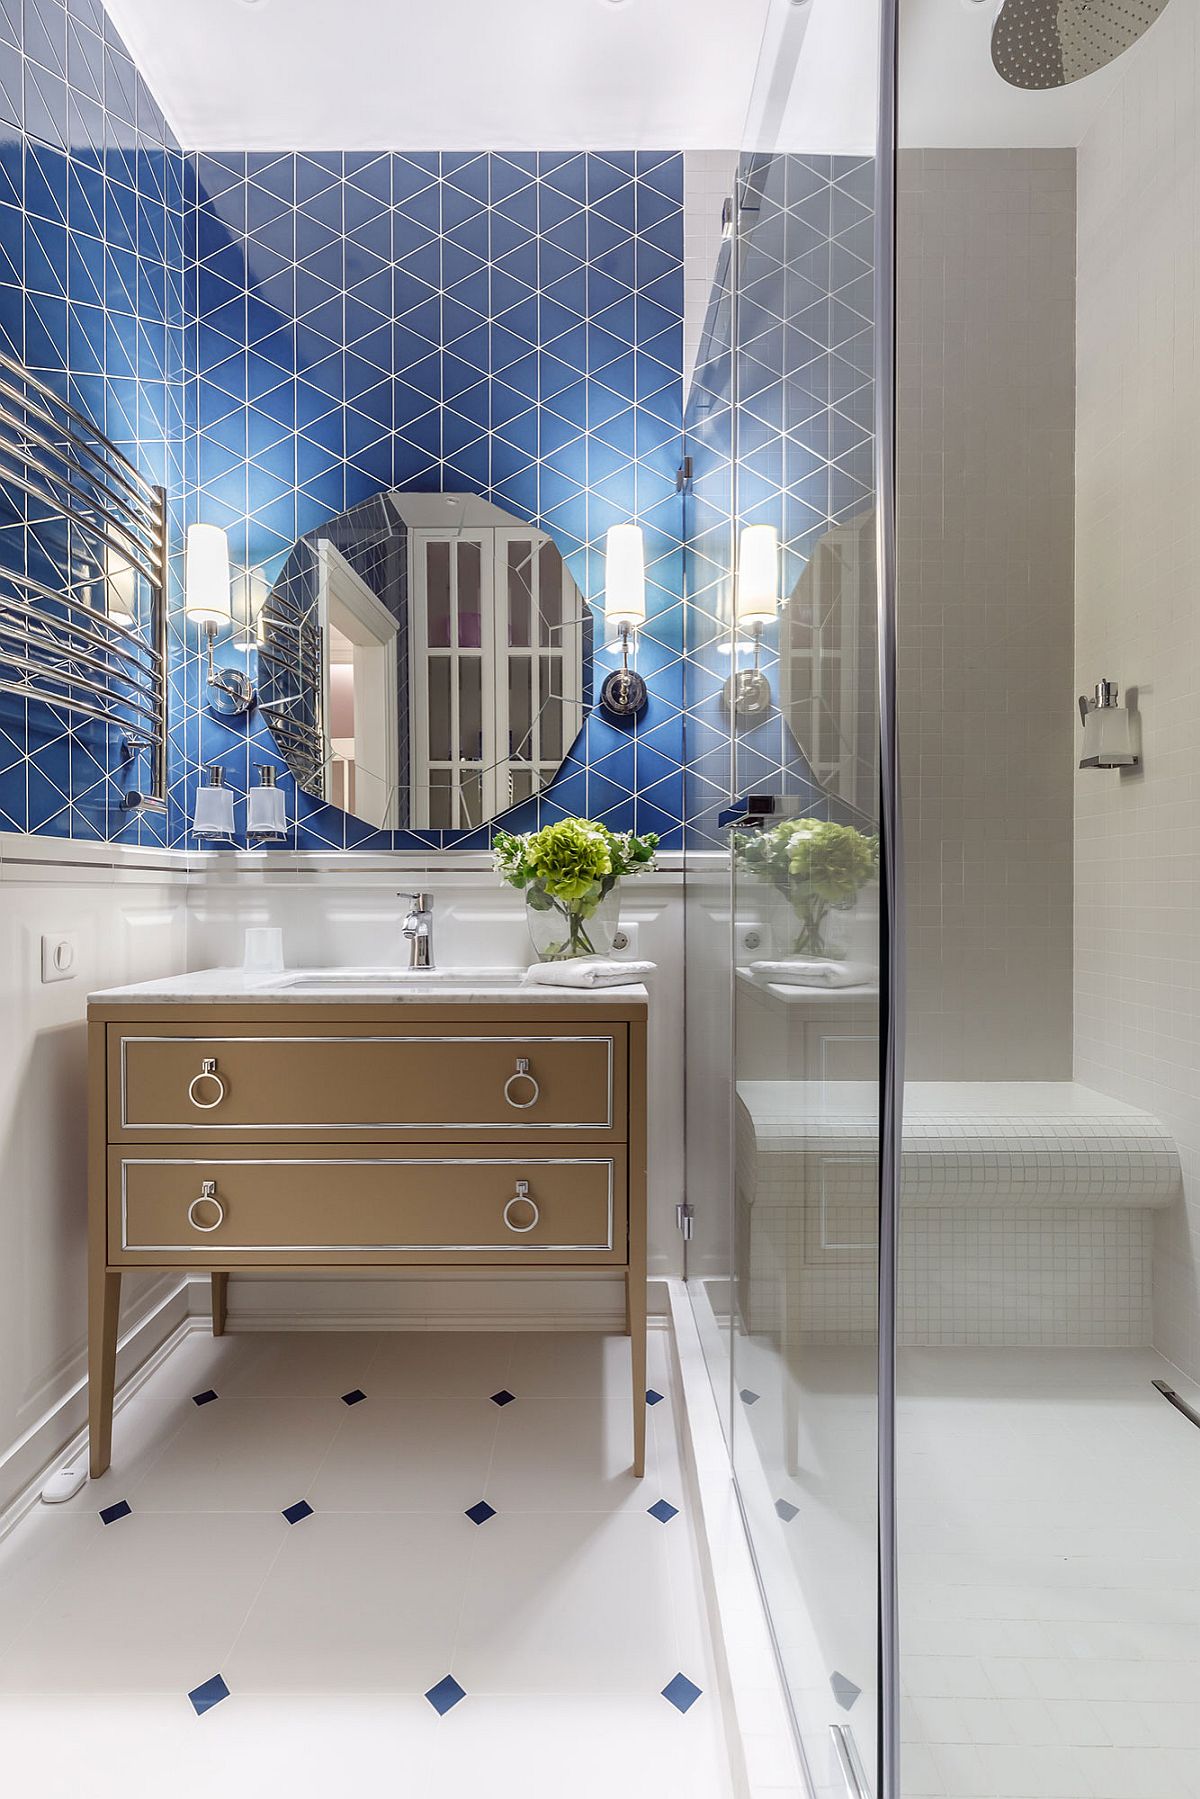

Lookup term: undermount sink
[276,967,527,990]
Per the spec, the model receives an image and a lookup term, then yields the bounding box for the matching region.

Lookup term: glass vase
[525,881,621,962]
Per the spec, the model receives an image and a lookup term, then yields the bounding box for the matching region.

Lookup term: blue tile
[775,1498,799,1523]
[99,1499,131,1525]
[662,1673,702,1714]
[341,1388,366,1406]
[465,1500,496,1526]
[647,1499,678,1525]
[739,1389,760,1406]
[425,1674,466,1716]
[489,1389,515,1408]
[188,1674,230,1717]
[645,1389,664,1407]
[282,1499,314,1525]
[191,1389,218,1407]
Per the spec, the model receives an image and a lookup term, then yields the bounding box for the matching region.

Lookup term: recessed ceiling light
[598,0,634,10]
[237,0,270,9]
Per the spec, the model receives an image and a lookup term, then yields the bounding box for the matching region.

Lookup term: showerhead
[991,0,1174,89]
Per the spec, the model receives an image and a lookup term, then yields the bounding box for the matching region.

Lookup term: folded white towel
[750,958,877,989]
[524,958,655,990]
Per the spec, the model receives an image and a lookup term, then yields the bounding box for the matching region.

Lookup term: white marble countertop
[89,966,650,1005]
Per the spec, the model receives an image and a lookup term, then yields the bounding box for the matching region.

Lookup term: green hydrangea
[736,818,877,956]
[494,818,659,957]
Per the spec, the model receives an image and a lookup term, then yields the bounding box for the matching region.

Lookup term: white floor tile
[224,1511,474,1693]
[309,1396,499,1511]
[455,1510,690,1695]
[487,1394,654,1508]
[0,1513,283,1693]
[213,1330,383,1398]
[128,1395,344,1512]
[365,1329,517,1398]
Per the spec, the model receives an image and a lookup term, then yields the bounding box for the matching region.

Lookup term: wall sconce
[599,523,648,719]
[247,763,287,841]
[192,763,236,839]
[105,550,137,628]
[724,523,778,719]
[186,523,254,716]
[1079,679,1139,768]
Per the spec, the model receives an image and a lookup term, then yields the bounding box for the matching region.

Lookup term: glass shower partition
[682,2,897,1792]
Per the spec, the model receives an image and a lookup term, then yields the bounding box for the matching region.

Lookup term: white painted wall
[0,838,188,1511]
[1074,0,1200,1380]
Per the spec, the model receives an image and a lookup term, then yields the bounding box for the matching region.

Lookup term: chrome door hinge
[676,455,693,493]
[676,1201,695,1242]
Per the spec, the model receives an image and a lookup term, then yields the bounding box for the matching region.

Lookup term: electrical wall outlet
[612,922,639,957]
[41,933,78,983]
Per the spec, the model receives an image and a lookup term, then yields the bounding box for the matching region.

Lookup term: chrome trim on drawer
[118,1034,616,1132]
[119,1156,617,1253]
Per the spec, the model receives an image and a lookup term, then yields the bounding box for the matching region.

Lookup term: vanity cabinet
[88,991,648,1480]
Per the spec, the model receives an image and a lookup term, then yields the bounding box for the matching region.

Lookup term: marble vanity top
[88,966,650,1005]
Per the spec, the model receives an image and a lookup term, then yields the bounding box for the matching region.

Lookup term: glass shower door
[681,0,893,1781]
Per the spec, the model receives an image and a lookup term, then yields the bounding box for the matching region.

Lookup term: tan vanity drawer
[110,1150,626,1266]
[109,1024,626,1142]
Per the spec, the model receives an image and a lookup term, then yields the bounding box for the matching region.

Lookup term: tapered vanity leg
[627,1267,647,1478]
[211,1273,228,1336]
[88,1268,121,1479]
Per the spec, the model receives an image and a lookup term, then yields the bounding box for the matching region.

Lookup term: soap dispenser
[1078,680,1138,769]
[192,763,236,838]
[247,763,287,841]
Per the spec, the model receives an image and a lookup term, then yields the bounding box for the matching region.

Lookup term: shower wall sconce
[1079,679,1139,768]
[724,524,779,719]
[186,523,255,717]
[247,763,287,841]
[599,523,648,719]
[192,763,236,839]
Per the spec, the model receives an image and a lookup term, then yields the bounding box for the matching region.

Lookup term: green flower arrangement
[736,818,878,958]
[494,819,658,960]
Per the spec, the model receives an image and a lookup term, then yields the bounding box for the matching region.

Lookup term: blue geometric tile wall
[0,0,190,845]
[683,153,878,848]
[183,150,687,851]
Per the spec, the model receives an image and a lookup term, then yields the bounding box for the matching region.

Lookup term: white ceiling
[100,0,773,152]
[101,0,1162,158]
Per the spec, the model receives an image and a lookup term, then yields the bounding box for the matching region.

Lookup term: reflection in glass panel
[456,541,481,648]
[508,654,532,760]
[458,656,482,762]
[508,541,531,648]
[426,540,451,648]
[538,539,560,647]
[428,657,451,762]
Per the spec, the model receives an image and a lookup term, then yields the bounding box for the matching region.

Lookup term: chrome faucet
[400,891,434,969]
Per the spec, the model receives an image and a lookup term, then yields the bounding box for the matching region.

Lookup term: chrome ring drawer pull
[187,1058,226,1110]
[187,1181,225,1233]
[503,1056,540,1109]
[502,1181,539,1234]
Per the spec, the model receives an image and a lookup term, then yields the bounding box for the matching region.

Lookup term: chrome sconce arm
[201,620,255,717]
[599,622,648,718]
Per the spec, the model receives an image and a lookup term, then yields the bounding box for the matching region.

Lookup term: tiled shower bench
[735,1080,1181,1350]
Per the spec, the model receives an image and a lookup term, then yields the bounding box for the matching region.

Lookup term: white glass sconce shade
[604,524,646,636]
[736,524,780,626]
[247,764,287,839]
[106,553,136,627]
[186,524,232,627]
[192,764,235,838]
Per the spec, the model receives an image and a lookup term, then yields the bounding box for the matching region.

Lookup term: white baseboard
[191,1272,668,1332]
[0,1277,192,1533]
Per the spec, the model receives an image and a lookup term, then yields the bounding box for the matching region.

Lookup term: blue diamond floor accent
[662,1672,703,1713]
[647,1499,678,1524]
[465,1500,496,1525]
[425,1674,466,1715]
[775,1498,799,1522]
[99,1499,131,1525]
[192,1390,218,1407]
[188,1674,230,1716]
[646,1389,664,1406]
[282,1499,314,1525]
[341,1389,366,1406]
[739,1389,761,1405]
[490,1389,515,1407]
